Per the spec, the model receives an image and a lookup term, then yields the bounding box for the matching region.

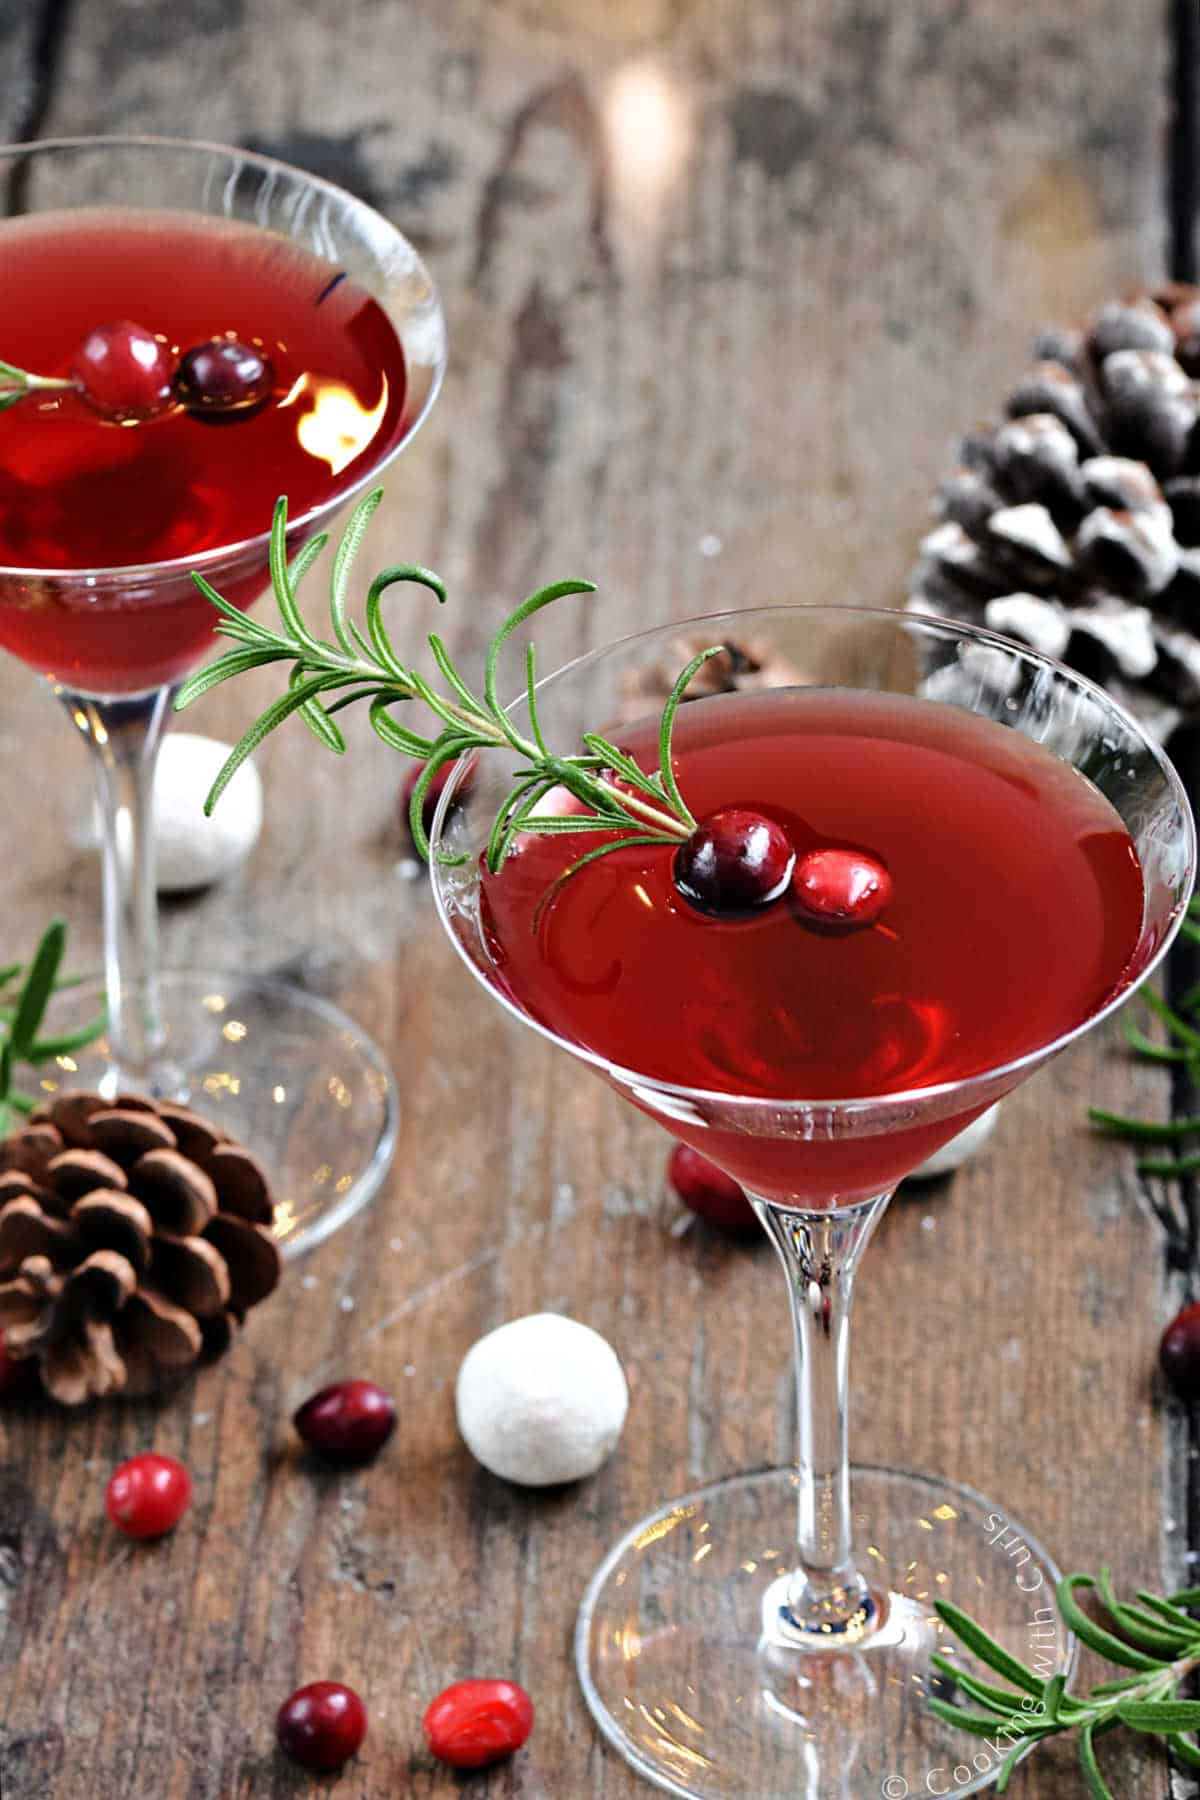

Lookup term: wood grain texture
[0,1,1185,1795]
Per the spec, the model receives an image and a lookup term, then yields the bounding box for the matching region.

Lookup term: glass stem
[754,1190,891,1644]
[61,684,180,1094]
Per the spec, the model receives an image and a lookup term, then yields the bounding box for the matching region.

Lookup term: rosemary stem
[313,660,691,840]
[0,374,74,394]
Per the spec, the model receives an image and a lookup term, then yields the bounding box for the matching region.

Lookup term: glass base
[33,971,398,1261]
[576,1465,1072,1800]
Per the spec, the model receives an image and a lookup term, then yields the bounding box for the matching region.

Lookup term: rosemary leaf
[1088,1107,1200,1142]
[1079,1723,1114,1800]
[933,1601,1046,1696]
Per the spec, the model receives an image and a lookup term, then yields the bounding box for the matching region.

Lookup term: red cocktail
[0,138,443,1259]
[426,603,1193,1798]
[480,685,1145,1201]
[0,208,412,694]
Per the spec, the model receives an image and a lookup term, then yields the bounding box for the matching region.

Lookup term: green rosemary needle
[0,920,106,1135]
[1087,903,1200,1179]
[177,487,719,871]
[934,1571,1200,1797]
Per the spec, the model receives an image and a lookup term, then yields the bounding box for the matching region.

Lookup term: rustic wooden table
[1,2,1198,1796]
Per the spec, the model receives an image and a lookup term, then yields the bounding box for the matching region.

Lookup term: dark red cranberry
[175,337,275,420]
[277,1681,367,1771]
[792,847,893,931]
[1160,1302,1200,1400]
[105,1453,192,1539]
[70,320,175,420]
[423,1678,534,1769]
[293,1379,396,1463]
[668,1143,760,1235]
[673,808,794,916]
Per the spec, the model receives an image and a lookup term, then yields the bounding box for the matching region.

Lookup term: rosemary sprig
[1088,896,1200,1175]
[0,921,106,1134]
[177,488,717,870]
[935,1571,1200,1796]
[0,355,73,415]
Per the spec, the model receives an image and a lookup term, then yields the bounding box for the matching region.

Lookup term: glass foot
[576,1465,1073,1800]
[32,971,398,1260]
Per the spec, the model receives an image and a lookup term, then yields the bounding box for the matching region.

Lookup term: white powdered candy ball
[455,1312,629,1487]
[153,734,263,893]
[907,1103,1001,1181]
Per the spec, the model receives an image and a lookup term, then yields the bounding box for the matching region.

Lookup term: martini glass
[0,137,445,1256]
[429,605,1194,1800]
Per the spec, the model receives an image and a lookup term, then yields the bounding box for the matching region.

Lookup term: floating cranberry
[175,337,275,420]
[293,1379,396,1463]
[423,1678,534,1770]
[792,847,893,931]
[1160,1302,1200,1400]
[105,1453,192,1540]
[277,1681,367,1772]
[70,320,175,420]
[668,1143,760,1235]
[674,808,794,916]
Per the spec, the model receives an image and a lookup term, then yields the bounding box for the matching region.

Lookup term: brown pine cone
[911,287,1200,737]
[0,1093,280,1405]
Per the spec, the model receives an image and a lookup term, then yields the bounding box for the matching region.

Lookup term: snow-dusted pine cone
[0,1092,280,1404]
[910,288,1200,737]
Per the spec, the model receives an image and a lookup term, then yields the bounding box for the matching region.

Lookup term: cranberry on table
[277,1681,367,1772]
[423,1678,535,1769]
[668,1143,760,1235]
[175,337,275,419]
[70,320,176,420]
[674,808,794,916]
[792,846,893,930]
[105,1453,192,1540]
[293,1379,396,1463]
[1160,1302,1200,1401]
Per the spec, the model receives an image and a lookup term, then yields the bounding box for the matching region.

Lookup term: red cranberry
[70,320,175,421]
[175,337,275,420]
[1161,1302,1200,1400]
[674,808,794,916]
[293,1379,396,1463]
[277,1681,367,1772]
[668,1143,760,1235]
[792,846,893,930]
[423,1678,534,1770]
[105,1453,192,1540]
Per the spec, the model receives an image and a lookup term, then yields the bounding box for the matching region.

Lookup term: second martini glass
[428,605,1194,1800]
[0,137,445,1255]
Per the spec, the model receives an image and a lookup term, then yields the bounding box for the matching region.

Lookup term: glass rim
[429,600,1198,1118]
[0,132,445,584]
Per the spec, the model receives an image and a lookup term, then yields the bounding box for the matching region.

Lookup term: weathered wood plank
[0,1,1179,1796]
[0,0,39,144]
